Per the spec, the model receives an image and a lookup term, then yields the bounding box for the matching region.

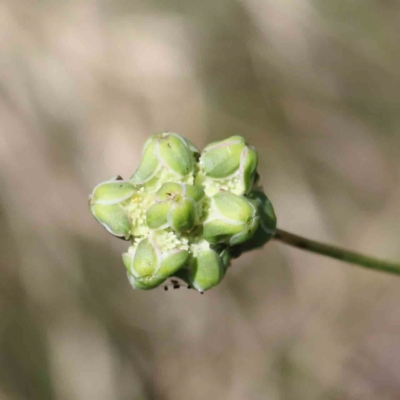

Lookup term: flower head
[89,133,276,292]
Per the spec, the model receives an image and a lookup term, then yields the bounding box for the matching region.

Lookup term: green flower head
[89,132,277,292]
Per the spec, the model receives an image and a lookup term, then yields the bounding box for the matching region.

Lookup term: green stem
[273,228,400,276]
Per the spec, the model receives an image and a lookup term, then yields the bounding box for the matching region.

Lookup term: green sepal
[146,183,204,232]
[188,247,225,292]
[233,190,277,253]
[203,192,259,246]
[157,134,194,176]
[240,147,258,193]
[201,136,245,178]
[91,180,136,205]
[90,203,131,239]
[247,189,277,237]
[123,239,159,278]
[169,199,196,232]
[123,236,189,290]
[146,202,171,229]
[89,179,135,239]
[158,250,190,277]
[123,241,165,290]
[131,133,197,187]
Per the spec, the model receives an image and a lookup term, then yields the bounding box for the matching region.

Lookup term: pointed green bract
[213,191,253,220]
[146,202,170,229]
[203,192,259,246]
[157,134,193,176]
[199,135,258,196]
[158,250,190,277]
[92,180,136,205]
[90,203,131,239]
[146,182,204,232]
[133,238,159,277]
[89,179,135,239]
[131,133,198,190]
[173,245,232,292]
[201,136,245,178]
[169,199,196,232]
[247,189,277,238]
[188,242,225,292]
[240,147,258,193]
[123,240,164,290]
[122,239,160,281]
[123,233,189,290]
[234,190,277,254]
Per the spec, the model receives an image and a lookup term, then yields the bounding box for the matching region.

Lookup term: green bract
[203,192,259,246]
[197,135,258,196]
[187,241,230,292]
[230,190,277,257]
[123,232,189,290]
[131,132,199,191]
[146,182,205,232]
[89,132,277,292]
[89,178,136,239]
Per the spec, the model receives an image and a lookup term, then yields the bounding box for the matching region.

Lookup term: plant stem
[273,228,400,276]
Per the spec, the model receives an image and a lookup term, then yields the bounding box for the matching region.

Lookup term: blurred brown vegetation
[1,1,400,399]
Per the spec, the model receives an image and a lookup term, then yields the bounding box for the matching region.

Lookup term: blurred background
[1,1,400,399]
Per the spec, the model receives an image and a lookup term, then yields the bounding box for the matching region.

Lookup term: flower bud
[198,135,258,196]
[123,232,189,290]
[146,182,205,232]
[131,132,199,191]
[89,179,136,239]
[187,241,230,292]
[203,191,259,246]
